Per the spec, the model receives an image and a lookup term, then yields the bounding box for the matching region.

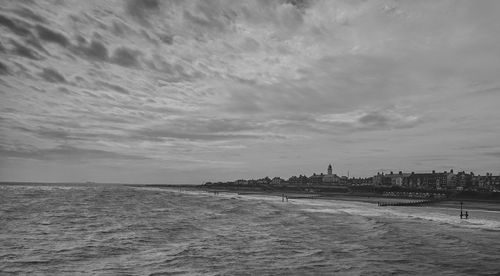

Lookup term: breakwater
[377,200,437,207]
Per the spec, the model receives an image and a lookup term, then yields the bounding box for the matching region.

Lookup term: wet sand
[197,187,500,212]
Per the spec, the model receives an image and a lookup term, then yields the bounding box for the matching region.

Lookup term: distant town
[203,164,500,197]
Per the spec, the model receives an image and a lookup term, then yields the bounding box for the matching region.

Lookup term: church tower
[328,164,332,175]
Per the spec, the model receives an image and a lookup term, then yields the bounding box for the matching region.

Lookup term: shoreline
[4,182,498,212]
[190,186,500,212]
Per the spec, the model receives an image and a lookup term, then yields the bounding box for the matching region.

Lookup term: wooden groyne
[377,200,437,207]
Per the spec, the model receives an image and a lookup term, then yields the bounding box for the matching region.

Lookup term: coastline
[193,186,500,212]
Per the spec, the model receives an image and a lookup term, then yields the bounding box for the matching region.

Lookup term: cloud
[358,113,389,127]
[284,0,311,10]
[146,56,205,82]
[183,10,227,32]
[2,0,500,183]
[10,39,40,59]
[36,128,72,140]
[35,25,69,47]
[317,109,422,131]
[0,145,148,161]
[12,8,46,23]
[484,152,500,158]
[357,111,421,130]
[76,39,109,61]
[130,117,271,142]
[39,68,66,83]
[0,61,9,75]
[133,129,262,141]
[126,0,160,22]
[98,81,131,95]
[159,34,174,45]
[0,14,31,36]
[111,21,127,36]
[110,47,141,67]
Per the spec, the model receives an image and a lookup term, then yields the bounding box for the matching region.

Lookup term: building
[407,170,455,190]
[287,175,308,186]
[271,177,285,185]
[384,171,411,187]
[372,170,456,190]
[323,164,340,184]
[308,173,324,185]
[235,179,248,185]
[256,177,271,185]
[455,171,473,191]
[473,173,500,192]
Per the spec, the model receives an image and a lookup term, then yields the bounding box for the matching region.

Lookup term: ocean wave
[3,185,500,275]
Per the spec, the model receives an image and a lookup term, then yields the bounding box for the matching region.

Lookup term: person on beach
[460,212,463,219]
[465,211,469,219]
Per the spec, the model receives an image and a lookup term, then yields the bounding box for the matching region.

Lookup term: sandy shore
[197,187,500,212]
[135,185,500,212]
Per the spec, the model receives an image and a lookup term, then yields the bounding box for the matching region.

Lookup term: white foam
[136,187,500,231]
[297,199,500,231]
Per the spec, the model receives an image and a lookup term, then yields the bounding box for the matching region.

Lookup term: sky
[1,0,500,184]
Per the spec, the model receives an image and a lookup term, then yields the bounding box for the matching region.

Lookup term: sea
[1,183,500,275]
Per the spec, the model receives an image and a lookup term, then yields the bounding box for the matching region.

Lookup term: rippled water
[1,184,500,275]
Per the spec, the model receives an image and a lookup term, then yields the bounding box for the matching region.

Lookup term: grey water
[1,184,500,275]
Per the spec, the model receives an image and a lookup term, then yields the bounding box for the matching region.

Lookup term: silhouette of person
[460,212,463,219]
[465,211,469,219]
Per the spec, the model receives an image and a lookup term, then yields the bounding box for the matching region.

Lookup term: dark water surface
[1,184,500,275]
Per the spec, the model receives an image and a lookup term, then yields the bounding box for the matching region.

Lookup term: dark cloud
[180,1,241,33]
[37,128,71,140]
[75,35,86,45]
[147,57,205,82]
[98,81,131,95]
[283,0,311,10]
[134,129,262,141]
[131,118,262,142]
[111,47,141,67]
[78,39,109,61]
[159,34,174,45]
[126,0,159,22]
[0,145,148,161]
[11,123,126,144]
[13,8,46,23]
[358,112,388,127]
[0,61,9,75]
[35,25,69,47]
[484,152,500,158]
[25,34,48,52]
[39,68,66,83]
[473,86,500,95]
[0,14,31,36]
[183,10,226,32]
[200,118,257,133]
[111,21,126,36]
[10,39,40,59]
[356,111,421,130]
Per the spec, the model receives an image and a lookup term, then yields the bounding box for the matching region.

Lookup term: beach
[195,185,500,212]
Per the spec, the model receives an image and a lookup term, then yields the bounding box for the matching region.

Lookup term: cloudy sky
[1,0,499,184]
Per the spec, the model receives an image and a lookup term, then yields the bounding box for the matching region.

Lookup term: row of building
[372,170,500,192]
[207,164,500,192]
